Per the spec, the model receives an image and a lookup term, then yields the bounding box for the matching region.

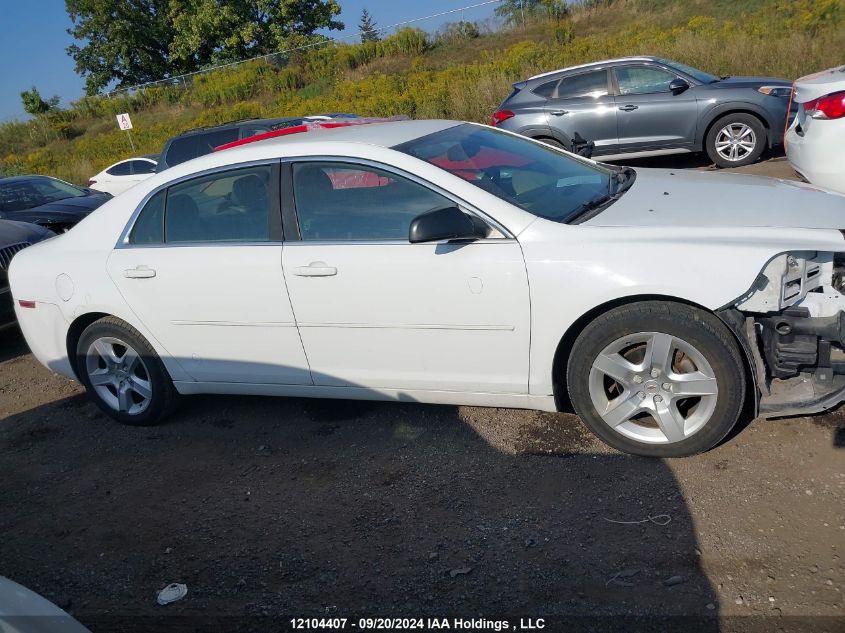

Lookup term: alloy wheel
[587,331,719,444]
[85,337,153,415]
[714,123,757,163]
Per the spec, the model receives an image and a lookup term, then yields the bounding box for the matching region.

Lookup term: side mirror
[669,78,690,95]
[409,207,487,244]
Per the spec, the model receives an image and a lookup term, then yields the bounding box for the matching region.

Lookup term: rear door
[612,64,699,151]
[544,69,619,155]
[107,162,312,385]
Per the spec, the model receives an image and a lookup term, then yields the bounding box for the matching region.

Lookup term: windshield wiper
[568,167,637,224]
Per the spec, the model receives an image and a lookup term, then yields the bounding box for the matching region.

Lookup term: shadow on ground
[0,381,723,631]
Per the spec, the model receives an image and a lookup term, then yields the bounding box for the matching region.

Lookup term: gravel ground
[1,154,843,632]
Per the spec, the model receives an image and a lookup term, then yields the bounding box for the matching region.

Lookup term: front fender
[697,100,787,147]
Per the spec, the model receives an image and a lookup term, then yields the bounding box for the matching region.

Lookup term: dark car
[491,56,794,167]
[0,175,111,232]
[0,220,54,330]
[156,114,360,171]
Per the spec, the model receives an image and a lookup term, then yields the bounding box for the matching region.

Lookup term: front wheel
[567,302,746,457]
[705,113,766,168]
[77,317,178,426]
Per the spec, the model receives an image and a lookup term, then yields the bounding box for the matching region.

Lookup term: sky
[0,0,501,123]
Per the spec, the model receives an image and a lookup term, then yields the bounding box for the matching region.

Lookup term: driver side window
[292,162,454,241]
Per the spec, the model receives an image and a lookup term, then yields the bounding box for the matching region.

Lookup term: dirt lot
[1,154,843,632]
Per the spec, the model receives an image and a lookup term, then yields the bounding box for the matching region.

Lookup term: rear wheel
[706,113,766,168]
[567,302,746,457]
[77,317,177,426]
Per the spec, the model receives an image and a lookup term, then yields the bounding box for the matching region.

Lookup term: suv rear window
[163,127,240,169]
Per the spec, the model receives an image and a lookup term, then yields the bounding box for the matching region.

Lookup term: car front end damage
[725,246,845,416]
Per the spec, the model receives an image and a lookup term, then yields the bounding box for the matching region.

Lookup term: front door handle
[123,266,156,279]
[618,104,639,112]
[294,261,337,277]
[549,109,568,116]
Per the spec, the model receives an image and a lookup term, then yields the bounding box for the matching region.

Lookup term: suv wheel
[77,317,178,426]
[706,113,766,168]
[567,302,746,457]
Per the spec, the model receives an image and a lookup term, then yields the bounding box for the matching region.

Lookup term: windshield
[394,124,616,223]
[659,58,719,84]
[0,177,87,213]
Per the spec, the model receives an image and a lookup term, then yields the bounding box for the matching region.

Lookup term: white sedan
[10,120,845,457]
[786,65,845,193]
[88,156,158,196]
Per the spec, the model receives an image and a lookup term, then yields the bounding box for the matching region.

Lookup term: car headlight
[758,86,792,98]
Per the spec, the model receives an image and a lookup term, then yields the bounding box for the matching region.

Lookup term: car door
[281,160,531,394]
[543,69,619,155]
[612,64,699,151]
[107,162,312,385]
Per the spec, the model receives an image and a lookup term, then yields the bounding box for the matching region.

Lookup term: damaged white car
[9,120,845,457]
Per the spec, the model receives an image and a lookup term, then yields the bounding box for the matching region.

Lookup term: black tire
[76,316,178,426]
[705,113,766,168]
[566,301,746,457]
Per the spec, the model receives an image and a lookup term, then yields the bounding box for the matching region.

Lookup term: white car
[10,120,845,457]
[786,65,845,193]
[88,156,158,196]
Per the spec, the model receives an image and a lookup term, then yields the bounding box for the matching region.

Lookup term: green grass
[1,0,843,184]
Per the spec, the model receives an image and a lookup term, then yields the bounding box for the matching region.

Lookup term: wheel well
[551,295,756,415]
[66,312,110,380]
[530,135,568,150]
[702,109,770,147]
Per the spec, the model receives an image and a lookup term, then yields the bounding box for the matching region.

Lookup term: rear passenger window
[129,190,165,244]
[166,166,272,242]
[128,166,273,245]
[555,70,609,99]
[292,162,451,241]
[130,160,156,175]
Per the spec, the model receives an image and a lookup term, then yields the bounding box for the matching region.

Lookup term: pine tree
[359,8,380,43]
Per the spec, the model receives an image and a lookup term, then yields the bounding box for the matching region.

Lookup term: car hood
[2,195,109,223]
[0,219,53,244]
[582,168,845,229]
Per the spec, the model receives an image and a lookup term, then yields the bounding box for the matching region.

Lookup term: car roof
[527,56,659,81]
[157,119,462,179]
[171,116,303,139]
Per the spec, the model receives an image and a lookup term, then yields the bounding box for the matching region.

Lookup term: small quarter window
[129,190,165,244]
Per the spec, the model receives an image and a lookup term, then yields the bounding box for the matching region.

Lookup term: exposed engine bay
[728,250,845,416]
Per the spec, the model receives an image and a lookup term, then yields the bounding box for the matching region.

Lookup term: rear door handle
[294,262,337,277]
[123,266,156,279]
[618,104,639,112]
[549,109,568,116]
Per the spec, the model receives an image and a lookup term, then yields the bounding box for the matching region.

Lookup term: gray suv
[491,56,793,167]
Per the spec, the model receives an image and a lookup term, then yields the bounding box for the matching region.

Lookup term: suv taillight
[804,91,845,120]
[490,110,515,126]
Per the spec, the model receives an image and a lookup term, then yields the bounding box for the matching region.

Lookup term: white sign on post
[116,113,133,130]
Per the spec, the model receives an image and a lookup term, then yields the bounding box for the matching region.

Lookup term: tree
[168,0,344,67]
[20,87,61,142]
[495,0,569,25]
[66,0,179,95]
[20,87,60,117]
[65,0,344,94]
[359,8,379,43]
